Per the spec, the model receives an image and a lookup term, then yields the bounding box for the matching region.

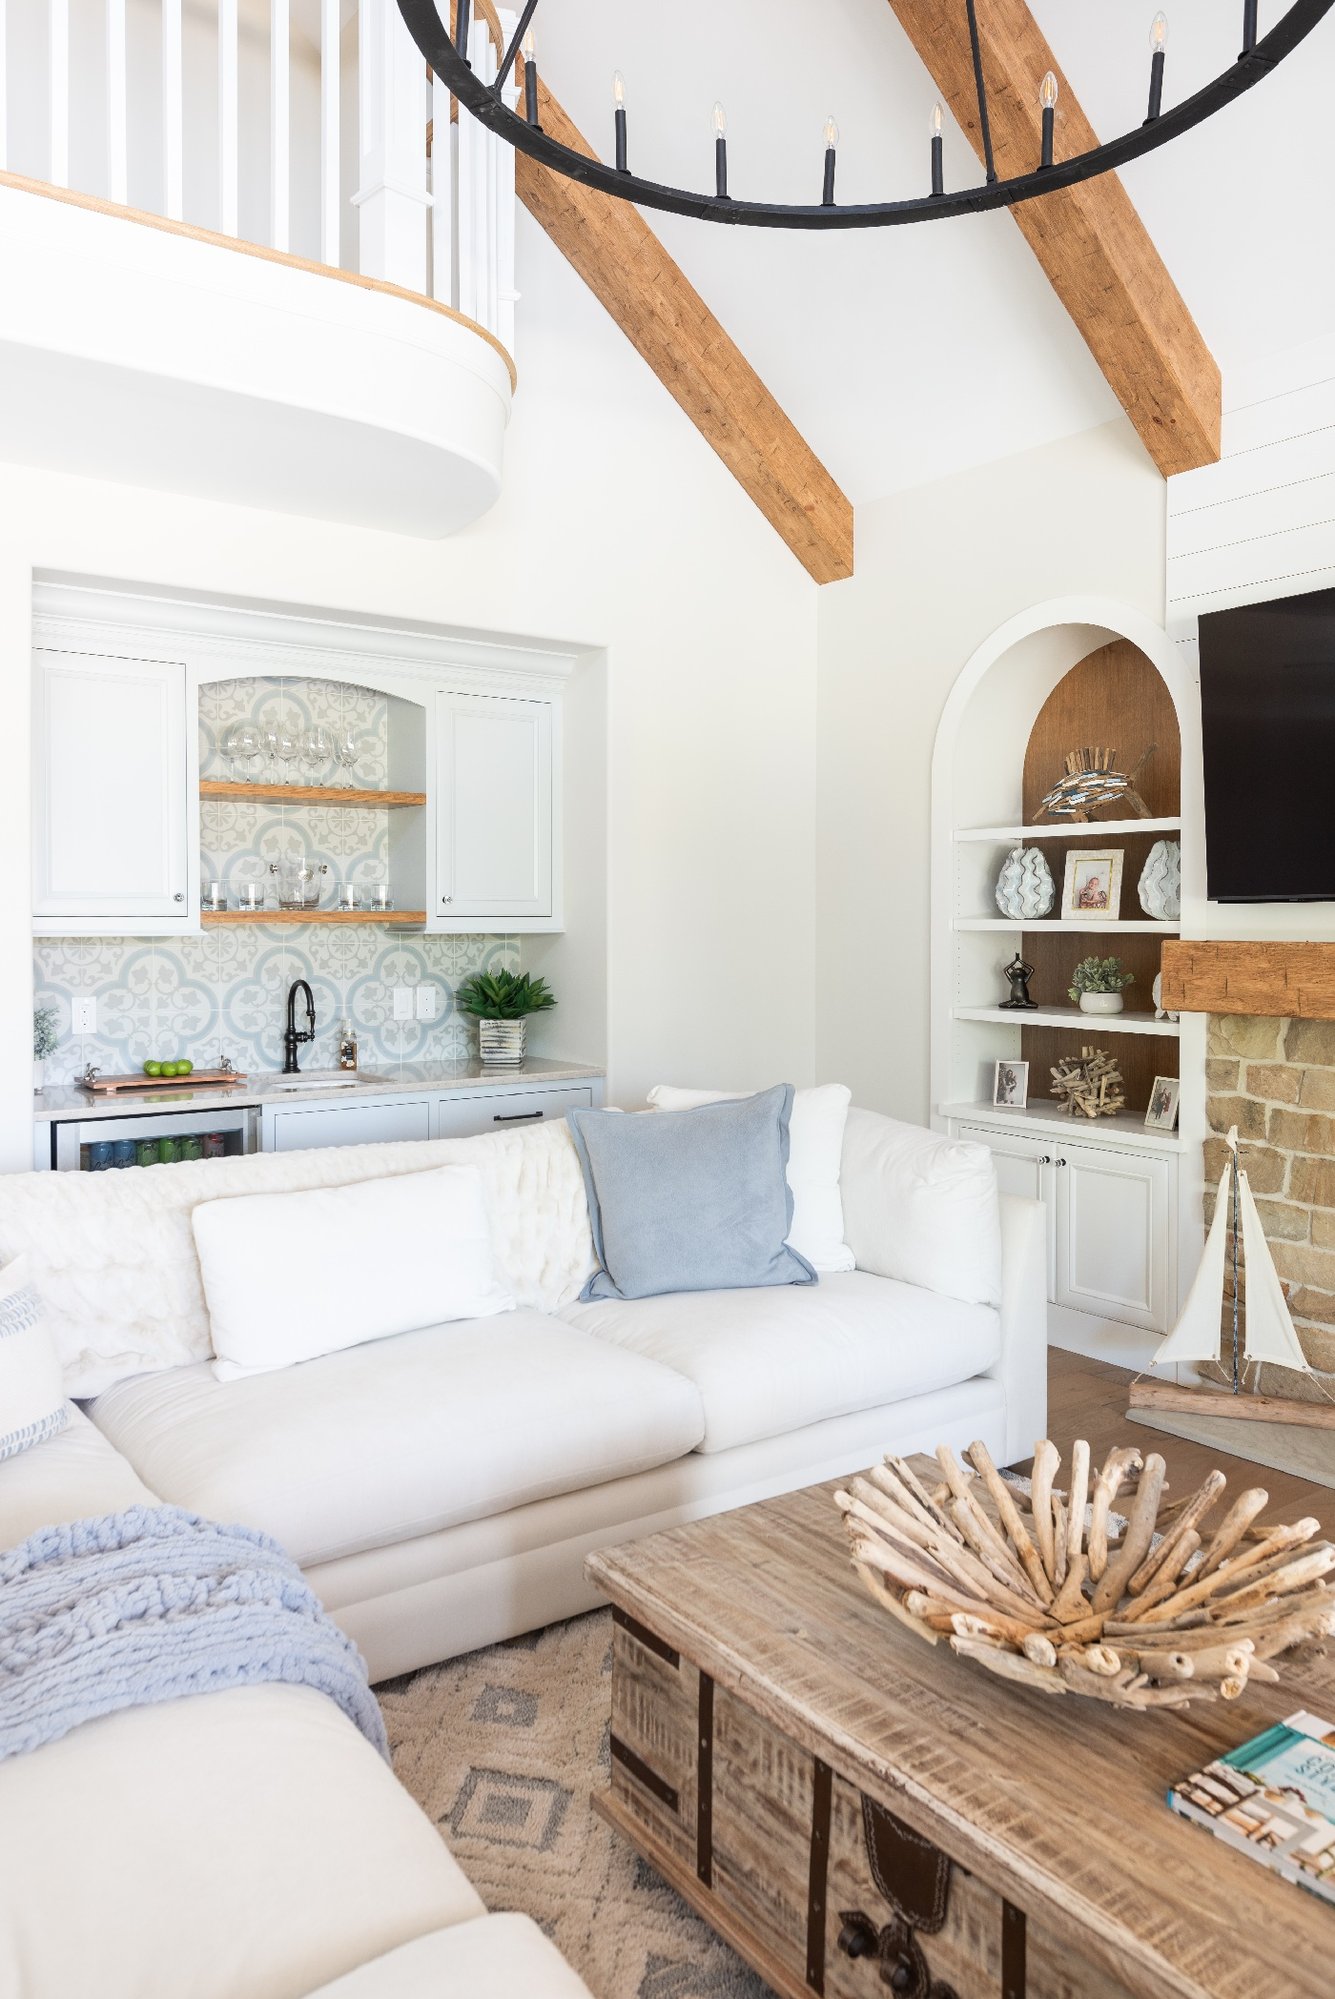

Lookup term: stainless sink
[264,1070,387,1093]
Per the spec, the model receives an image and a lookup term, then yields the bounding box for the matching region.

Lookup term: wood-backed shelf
[955,816,1181,844]
[199,780,426,808]
[954,1004,1181,1037]
[954,917,1179,934]
[201,910,425,926]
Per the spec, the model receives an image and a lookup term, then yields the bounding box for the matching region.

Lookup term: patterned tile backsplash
[35,677,519,1083]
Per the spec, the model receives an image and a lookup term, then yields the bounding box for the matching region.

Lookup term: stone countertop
[33,1057,605,1123]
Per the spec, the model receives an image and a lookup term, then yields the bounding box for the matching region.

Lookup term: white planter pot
[1078,991,1124,1016]
[478,1017,527,1066]
[33,1058,44,1092]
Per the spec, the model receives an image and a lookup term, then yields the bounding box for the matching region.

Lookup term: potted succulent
[455,969,556,1067]
[33,1005,58,1092]
[1068,956,1134,1016]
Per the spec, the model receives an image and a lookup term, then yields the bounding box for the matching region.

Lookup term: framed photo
[1061,848,1124,921]
[992,1059,1029,1110]
[1145,1075,1181,1131]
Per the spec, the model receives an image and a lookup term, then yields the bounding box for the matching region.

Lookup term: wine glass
[299,724,333,783]
[222,720,263,782]
[333,728,359,789]
[269,718,300,785]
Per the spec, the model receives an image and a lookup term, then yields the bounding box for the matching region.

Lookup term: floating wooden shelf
[199,780,426,808]
[954,1004,1181,1037]
[201,910,425,926]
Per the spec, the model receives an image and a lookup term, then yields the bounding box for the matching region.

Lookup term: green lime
[176,1059,193,1077]
[162,1061,181,1077]
[143,1060,162,1077]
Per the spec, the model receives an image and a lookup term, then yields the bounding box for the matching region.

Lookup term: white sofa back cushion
[0,1255,69,1460]
[646,1083,855,1273]
[0,1122,594,1398]
[839,1108,1002,1308]
[194,1166,515,1380]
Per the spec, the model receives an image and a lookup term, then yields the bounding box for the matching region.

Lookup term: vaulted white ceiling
[534,0,1335,508]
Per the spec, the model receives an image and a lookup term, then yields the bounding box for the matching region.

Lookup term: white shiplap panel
[1167,521,1335,611]
[1168,454,1335,561]
[1169,421,1335,524]
[1221,373,1335,459]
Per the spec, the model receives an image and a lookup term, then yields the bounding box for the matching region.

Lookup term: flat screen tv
[1199,585,1335,903]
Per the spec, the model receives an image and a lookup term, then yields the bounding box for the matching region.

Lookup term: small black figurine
[999,952,1037,1011]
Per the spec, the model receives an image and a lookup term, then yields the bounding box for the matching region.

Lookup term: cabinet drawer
[433,1085,593,1141]
[263,1097,433,1153]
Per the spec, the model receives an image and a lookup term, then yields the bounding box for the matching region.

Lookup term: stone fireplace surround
[1162,942,1335,1400]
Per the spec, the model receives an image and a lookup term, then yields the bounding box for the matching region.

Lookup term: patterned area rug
[380,1609,771,1999]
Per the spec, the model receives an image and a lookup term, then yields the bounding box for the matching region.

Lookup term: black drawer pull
[493,1110,545,1123]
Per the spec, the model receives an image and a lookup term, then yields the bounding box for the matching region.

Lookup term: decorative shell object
[838,1441,1335,1712]
[994,845,1055,921]
[1138,839,1181,921]
[1152,973,1180,1023]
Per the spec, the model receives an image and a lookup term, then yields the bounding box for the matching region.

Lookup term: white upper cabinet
[434,690,556,926]
[33,649,191,931]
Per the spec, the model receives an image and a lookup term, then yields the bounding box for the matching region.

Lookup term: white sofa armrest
[985,1193,1048,1466]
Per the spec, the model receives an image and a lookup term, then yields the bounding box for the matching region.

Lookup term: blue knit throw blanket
[0,1505,387,1762]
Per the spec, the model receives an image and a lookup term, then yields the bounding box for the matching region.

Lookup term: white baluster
[485,42,499,335]
[162,0,183,220]
[455,24,481,322]
[354,0,429,290]
[219,0,238,235]
[106,0,128,204]
[496,78,517,354]
[271,0,290,251]
[321,0,340,266]
[0,0,8,175]
[430,65,453,305]
[49,0,69,188]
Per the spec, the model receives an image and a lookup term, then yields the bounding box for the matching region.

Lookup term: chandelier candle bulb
[822,115,837,205]
[613,71,628,172]
[1147,12,1168,120]
[1243,0,1259,52]
[1039,70,1058,168]
[455,0,470,60]
[523,29,538,124]
[930,101,944,196]
[712,101,728,198]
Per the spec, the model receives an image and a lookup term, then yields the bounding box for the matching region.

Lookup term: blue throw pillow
[567,1084,818,1301]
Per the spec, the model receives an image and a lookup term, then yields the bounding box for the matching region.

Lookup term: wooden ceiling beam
[514,71,854,584]
[884,0,1220,478]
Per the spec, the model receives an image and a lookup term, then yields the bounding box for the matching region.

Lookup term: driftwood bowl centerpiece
[836,1441,1335,1711]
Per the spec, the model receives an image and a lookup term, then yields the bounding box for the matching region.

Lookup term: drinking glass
[300,724,334,783]
[222,720,264,781]
[333,729,360,788]
[269,718,301,784]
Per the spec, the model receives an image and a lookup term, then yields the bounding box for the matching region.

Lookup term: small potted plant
[1068,956,1134,1016]
[33,1005,58,1092]
[455,969,556,1067]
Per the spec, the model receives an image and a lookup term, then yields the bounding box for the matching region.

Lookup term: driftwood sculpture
[1050,1047,1125,1118]
[837,1440,1335,1711]
[1040,745,1156,822]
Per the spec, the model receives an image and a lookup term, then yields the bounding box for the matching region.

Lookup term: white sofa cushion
[647,1082,855,1272]
[90,1312,705,1566]
[0,1403,156,1548]
[305,1914,594,1999]
[561,1270,1001,1454]
[194,1166,515,1380]
[839,1108,1002,1307]
[0,1120,595,1398]
[0,1685,482,1999]
[0,1255,69,1461]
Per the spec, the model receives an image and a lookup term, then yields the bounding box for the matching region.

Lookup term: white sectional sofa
[0,1102,1046,1999]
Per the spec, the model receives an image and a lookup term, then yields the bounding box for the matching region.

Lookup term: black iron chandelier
[397,0,1331,229]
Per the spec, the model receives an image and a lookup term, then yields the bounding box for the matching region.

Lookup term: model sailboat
[1128,1127,1335,1429]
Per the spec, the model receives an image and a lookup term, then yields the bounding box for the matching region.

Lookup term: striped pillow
[0,1256,68,1461]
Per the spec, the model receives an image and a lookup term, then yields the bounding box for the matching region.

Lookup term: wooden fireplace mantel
[1160,940,1335,1020]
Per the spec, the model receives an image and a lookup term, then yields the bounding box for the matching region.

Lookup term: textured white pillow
[193,1166,515,1381]
[0,1256,69,1459]
[839,1108,1002,1307]
[645,1084,855,1273]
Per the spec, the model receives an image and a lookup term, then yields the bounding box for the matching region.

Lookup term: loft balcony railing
[0,0,518,356]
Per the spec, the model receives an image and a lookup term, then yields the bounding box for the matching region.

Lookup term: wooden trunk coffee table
[586,1470,1335,1999]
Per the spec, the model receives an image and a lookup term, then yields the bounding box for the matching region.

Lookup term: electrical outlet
[392,987,413,1021]
[415,986,437,1021]
[72,997,97,1035]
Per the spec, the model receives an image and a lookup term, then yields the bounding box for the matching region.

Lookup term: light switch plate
[72,997,97,1035]
[392,987,413,1021]
[415,986,437,1020]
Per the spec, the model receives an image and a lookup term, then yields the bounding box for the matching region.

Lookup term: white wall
[0,209,818,1170]
[814,416,1167,1124]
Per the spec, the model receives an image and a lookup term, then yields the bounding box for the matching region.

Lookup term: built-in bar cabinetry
[261,1079,596,1153]
[932,618,1204,1371]
[30,587,572,938]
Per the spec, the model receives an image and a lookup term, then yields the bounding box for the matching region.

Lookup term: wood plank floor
[1041,1348,1329,1527]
